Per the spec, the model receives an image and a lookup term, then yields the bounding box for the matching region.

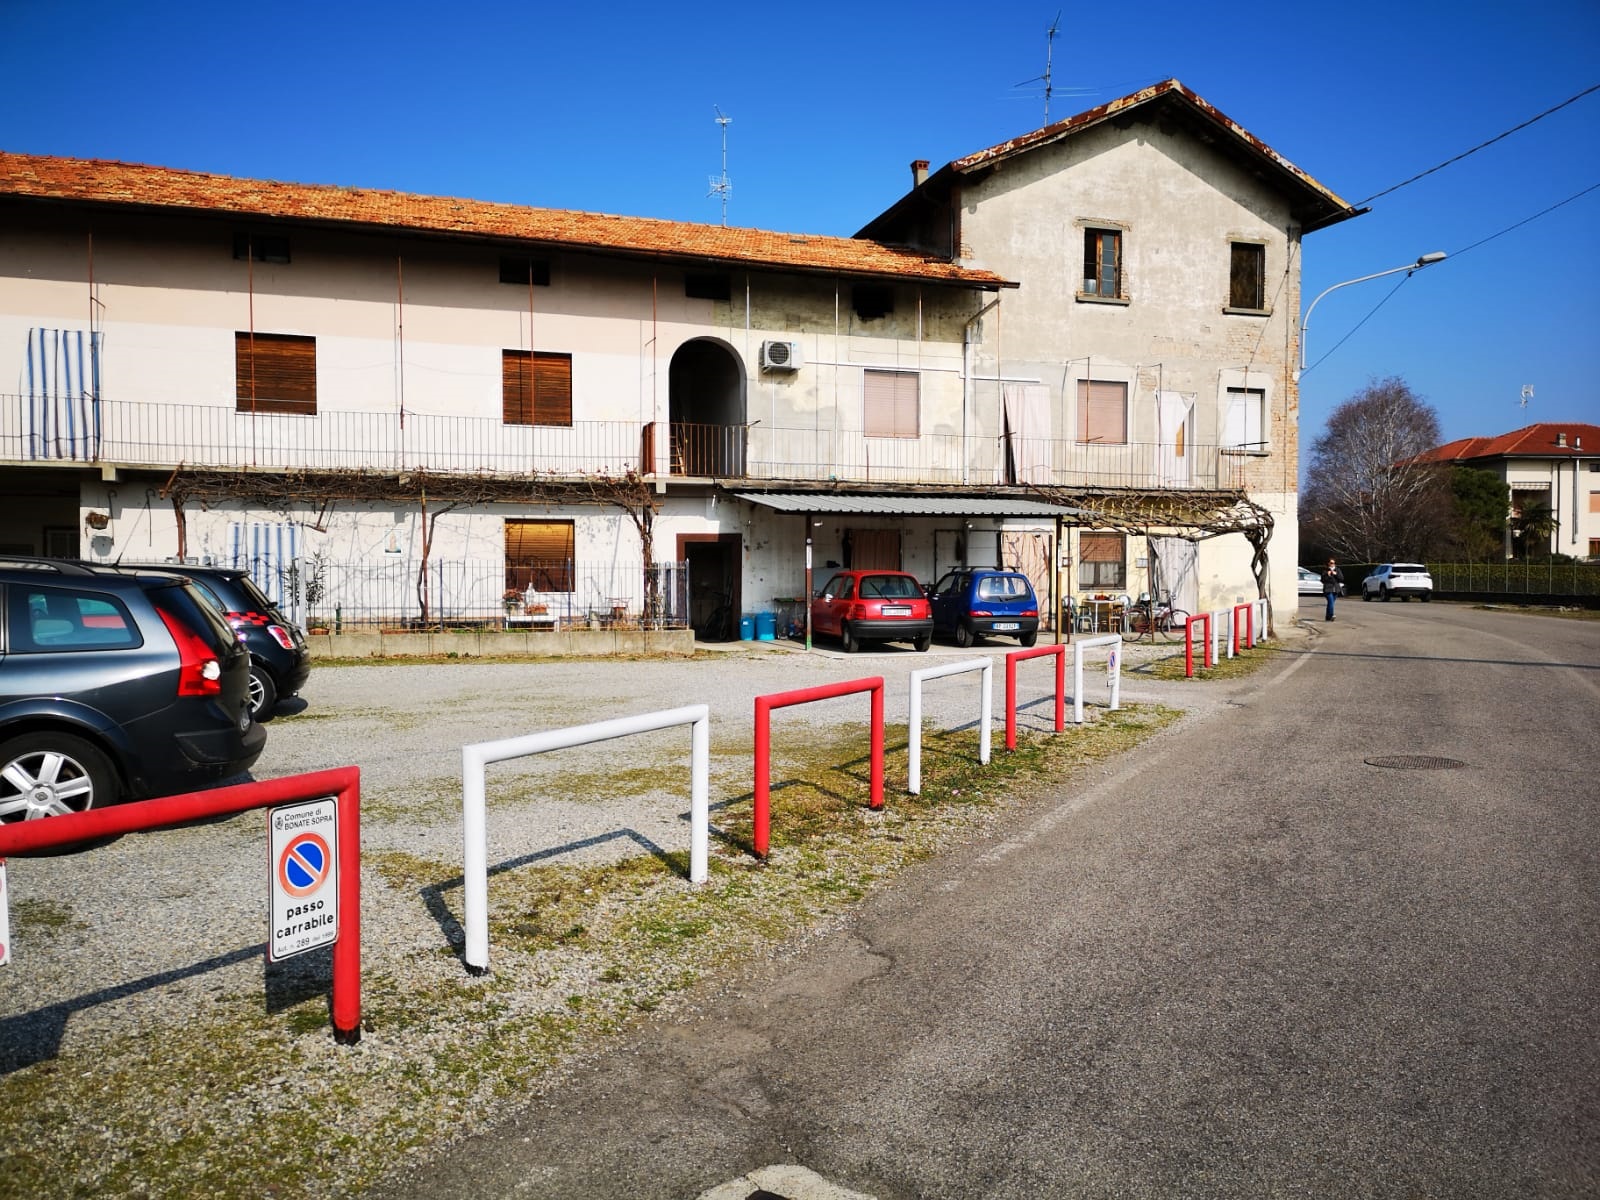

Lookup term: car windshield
[860,575,920,599]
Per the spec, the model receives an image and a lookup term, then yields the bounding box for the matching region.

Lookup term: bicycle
[1126,595,1190,642]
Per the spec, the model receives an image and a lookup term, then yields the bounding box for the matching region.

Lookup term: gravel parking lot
[0,629,1260,1196]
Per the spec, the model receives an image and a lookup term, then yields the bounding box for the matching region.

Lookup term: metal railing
[5,395,1250,491]
[1426,561,1600,599]
[235,555,690,631]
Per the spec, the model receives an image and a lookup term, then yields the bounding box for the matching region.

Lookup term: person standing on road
[1321,557,1345,622]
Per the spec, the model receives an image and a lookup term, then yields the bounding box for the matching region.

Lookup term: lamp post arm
[1297,252,1446,377]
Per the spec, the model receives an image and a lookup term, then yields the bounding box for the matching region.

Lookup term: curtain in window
[1156,391,1193,486]
[24,328,102,461]
[229,521,300,611]
[1002,383,1052,484]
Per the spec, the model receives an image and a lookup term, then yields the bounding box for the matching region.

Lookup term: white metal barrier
[907,658,992,794]
[461,704,710,974]
[1072,634,1123,724]
[1211,609,1234,660]
[1254,598,1269,640]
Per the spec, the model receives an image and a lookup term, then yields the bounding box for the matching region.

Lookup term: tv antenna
[1520,384,1534,408]
[708,106,732,225]
[1013,11,1063,125]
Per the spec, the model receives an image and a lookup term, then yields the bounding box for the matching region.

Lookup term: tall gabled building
[1,80,1357,634]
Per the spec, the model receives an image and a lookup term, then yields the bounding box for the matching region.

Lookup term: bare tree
[1302,377,1448,561]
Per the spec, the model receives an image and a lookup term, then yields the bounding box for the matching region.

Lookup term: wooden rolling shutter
[502,351,573,426]
[1076,380,1127,444]
[236,333,316,415]
[863,369,919,439]
[505,519,575,592]
[1079,533,1122,563]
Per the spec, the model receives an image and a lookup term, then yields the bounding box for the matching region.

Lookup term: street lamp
[1296,251,1447,380]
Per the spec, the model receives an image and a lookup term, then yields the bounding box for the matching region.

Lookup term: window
[1223,387,1266,452]
[684,272,731,301]
[852,285,895,321]
[1077,380,1128,445]
[1081,228,1122,299]
[863,369,919,439]
[505,519,574,594]
[502,350,573,426]
[10,586,140,652]
[499,257,551,286]
[1588,491,1600,514]
[235,332,316,415]
[1077,533,1126,590]
[233,233,290,264]
[1229,243,1265,310]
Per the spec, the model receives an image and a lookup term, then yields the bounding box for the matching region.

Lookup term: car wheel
[1362,588,1372,601]
[248,665,278,720]
[954,622,974,648]
[913,632,932,653]
[0,733,119,823]
[1421,592,1432,603]
[840,623,859,653]
[1381,585,1391,601]
[1019,631,1038,648]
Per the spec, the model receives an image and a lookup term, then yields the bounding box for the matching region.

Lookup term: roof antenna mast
[708,106,732,226]
[1041,12,1060,125]
[1520,384,1533,409]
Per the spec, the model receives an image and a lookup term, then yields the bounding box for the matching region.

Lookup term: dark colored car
[0,559,265,822]
[810,570,933,653]
[91,562,310,719]
[928,568,1041,647]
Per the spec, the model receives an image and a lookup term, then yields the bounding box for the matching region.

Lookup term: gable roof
[1411,423,1600,464]
[858,78,1359,240]
[0,150,1013,291]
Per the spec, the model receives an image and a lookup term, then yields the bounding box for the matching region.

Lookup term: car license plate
[993,622,1019,631]
[882,605,911,615]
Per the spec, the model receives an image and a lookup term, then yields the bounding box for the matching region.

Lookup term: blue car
[927,569,1041,647]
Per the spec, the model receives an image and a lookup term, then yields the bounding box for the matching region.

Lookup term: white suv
[1361,563,1433,602]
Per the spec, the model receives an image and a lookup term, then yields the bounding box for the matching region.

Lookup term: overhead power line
[1354,82,1600,206]
[1449,181,1600,257]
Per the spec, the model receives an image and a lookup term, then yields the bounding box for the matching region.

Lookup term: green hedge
[1426,562,1600,598]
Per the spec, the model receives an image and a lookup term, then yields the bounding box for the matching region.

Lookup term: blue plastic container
[755,611,777,641]
[739,614,755,640]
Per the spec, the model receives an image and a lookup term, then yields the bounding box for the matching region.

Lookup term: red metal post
[1185,612,1213,676]
[752,677,885,858]
[0,768,362,1043]
[1005,644,1068,750]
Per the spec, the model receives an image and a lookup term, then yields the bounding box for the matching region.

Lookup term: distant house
[1412,423,1600,559]
[1,79,1357,632]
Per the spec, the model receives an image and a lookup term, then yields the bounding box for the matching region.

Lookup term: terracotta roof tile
[0,150,1013,290]
[1413,422,1600,462]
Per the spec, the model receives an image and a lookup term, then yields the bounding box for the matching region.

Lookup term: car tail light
[265,624,295,650]
[157,608,225,696]
[970,608,993,617]
[1020,608,1038,617]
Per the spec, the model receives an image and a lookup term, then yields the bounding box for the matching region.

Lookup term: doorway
[667,339,746,477]
[679,532,741,640]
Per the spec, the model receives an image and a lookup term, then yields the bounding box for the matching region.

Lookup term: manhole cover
[1364,755,1466,770]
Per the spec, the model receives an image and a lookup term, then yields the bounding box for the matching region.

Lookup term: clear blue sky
[3,0,1596,450]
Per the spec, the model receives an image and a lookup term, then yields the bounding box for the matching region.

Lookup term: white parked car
[1297,566,1323,596]
[1361,563,1433,602]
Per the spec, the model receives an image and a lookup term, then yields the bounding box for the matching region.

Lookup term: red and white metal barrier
[754,677,884,858]
[1071,634,1123,724]
[0,768,363,1043]
[907,658,992,794]
[461,705,710,974]
[1185,612,1215,677]
[1004,644,1066,750]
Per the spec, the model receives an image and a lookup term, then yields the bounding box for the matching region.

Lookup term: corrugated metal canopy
[733,492,1088,518]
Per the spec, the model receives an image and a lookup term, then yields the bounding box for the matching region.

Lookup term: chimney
[911,159,930,188]
[1557,431,1567,448]
[1576,435,1583,449]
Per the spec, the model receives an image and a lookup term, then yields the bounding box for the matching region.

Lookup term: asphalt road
[378,601,1600,1200]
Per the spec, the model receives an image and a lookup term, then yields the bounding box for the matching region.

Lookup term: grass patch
[1140,643,1278,681]
[8,898,84,938]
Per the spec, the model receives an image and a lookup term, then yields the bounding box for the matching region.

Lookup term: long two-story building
[1,80,1357,636]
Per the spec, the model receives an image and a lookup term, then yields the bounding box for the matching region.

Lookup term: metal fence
[235,556,690,631]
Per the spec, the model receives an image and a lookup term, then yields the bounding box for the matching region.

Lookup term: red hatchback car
[810,570,932,653]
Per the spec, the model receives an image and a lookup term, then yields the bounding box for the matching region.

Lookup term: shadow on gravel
[419,828,680,966]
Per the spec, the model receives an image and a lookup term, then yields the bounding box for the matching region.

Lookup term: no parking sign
[269,797,339,962]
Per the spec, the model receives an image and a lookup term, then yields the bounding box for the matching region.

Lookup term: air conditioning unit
[760,340,802,371]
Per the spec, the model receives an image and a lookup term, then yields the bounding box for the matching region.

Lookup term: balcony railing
[3,396,1247,491]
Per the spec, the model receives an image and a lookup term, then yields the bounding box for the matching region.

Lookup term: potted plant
[502,588,524,614]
